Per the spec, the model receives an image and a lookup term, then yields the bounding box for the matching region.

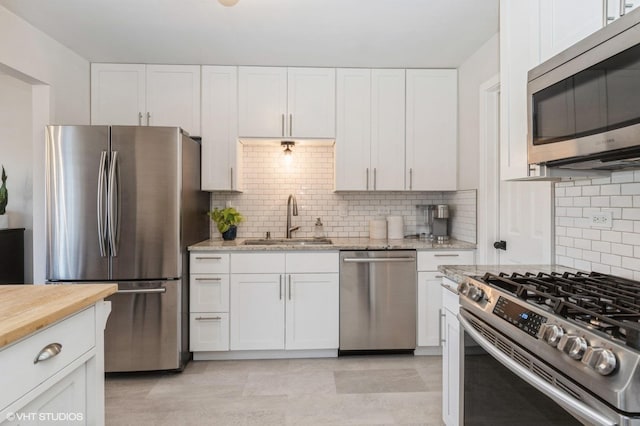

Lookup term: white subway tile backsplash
[556,170,640,276]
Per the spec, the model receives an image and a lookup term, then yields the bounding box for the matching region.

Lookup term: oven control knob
[458,282,470,296]
[467,285,485,302]
[539,324,564,347]
[582,347,617,376]
[558,335,588,360]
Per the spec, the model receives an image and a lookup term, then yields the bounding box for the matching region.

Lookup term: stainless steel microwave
[528,7,640,170]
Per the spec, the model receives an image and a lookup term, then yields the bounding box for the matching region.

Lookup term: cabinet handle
[195,277,222,281]
[439,309,446,345]
[434,254,459,257]
[230,167,234,190]
[366,168,369,190]
[288,274,292,300]
[146,112,151,126]
[289,113,293,136]
[195,316,222,321]
[196,256,222,260]
[435,275,444,278]
[279,275,283,300]
[138,112,143,126]
[409,168,413,190]
[34,343,62,364]
[281,114,285,137]
[373,168,377,190]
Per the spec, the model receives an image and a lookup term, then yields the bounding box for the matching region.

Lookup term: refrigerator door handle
[97,151,108,257]
[108,151,120,257]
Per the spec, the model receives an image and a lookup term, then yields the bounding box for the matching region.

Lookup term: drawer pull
[434,254,460,257]
[34,343,62,364]
[196,256,222,260]
[195,277,222,281]
[435,275,444,278]
[195,316,222,321]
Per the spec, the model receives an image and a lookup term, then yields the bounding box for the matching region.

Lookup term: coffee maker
[416,204,449,241]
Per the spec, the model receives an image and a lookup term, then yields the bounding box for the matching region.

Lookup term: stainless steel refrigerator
[45,125,209,372]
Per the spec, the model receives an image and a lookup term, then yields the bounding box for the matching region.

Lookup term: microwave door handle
[458,314,616,426]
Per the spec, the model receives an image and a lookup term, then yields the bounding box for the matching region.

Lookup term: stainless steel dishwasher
[339,250,417,353]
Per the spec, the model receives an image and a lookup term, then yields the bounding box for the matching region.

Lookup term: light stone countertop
[437,264,583,286]
[189,237,477,251]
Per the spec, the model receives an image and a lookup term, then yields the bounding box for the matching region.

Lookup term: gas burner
[478,271,640,349]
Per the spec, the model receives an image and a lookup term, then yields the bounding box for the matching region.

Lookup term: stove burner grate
[479,271,640,349]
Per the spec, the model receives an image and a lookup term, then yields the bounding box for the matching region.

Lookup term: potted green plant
[0,166,7,229]
[208,207,244,240]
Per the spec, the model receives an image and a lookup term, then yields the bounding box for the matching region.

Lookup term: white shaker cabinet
[201,66,241,191]
[441,278,462,426]
[91,63,201,136]
[238,67,335,138]
[405,69,457,191]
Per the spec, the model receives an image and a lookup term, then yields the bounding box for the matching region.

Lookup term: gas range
[458,271,640,422]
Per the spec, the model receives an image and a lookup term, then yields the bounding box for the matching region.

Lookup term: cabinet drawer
[190,274,229,312]
[230,252,285,274]
[0,307,95,410]
[190,313,229,351]
[417,250,475,271]
[190,252,230,274]
[285,252,339,273]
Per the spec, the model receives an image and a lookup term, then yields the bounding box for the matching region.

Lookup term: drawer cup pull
[34,343,62,364]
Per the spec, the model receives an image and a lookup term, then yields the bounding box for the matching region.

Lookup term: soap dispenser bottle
[314,218,325,239]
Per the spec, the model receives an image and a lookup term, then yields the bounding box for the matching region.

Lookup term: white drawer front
[417,250,475,271]
[190,313,229,351]
[0,306,95,410]
[190,252,230,274]
[285,252,339,273]
[230,252,285,274]
[190,274,230,312]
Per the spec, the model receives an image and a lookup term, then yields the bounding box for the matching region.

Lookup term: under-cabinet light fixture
[218,0,239,6]
[281,141,294,157]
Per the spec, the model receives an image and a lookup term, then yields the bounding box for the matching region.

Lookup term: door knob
[493,240,507,250]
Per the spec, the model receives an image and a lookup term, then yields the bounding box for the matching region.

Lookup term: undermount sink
[243,238,333,246]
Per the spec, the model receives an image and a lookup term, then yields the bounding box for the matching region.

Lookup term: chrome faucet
[286,194,299,238]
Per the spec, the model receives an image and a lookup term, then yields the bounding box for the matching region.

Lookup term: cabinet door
[371,69,405,190]
[406,69,457,191]
[238,67,288,137]
[417,272,444,347]
[285,273,339,350]
[230,273,285,350]
[442,283,461,426]
[335,68,372,191]
[90,63,146,125]
[500,0,541,180]
[287,68,336,138]
[201,66,240,191]
[146,65,201,136]
[539,0,603,62]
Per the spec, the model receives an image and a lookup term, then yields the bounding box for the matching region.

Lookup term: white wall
[457,33,499,190]
[0,6,90,283]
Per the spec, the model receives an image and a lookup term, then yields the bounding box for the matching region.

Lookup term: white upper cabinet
[335,68,372,190]
[201,66,241,191]
[145,65,201,135]
[370,69,406,191]
[91,63,201,136]
[238,66,335,138]
[91,64,146,126]
[405,69,457,191]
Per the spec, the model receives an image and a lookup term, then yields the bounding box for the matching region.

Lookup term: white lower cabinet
[441,278,462,426]
[417,272,444,347]
[190,313,230,352]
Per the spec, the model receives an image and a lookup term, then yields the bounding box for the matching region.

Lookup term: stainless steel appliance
[432,204,449,242]
[528,7,640,172]
[339,250,416,353]
[458,271,640,425]
[45,125,208,372]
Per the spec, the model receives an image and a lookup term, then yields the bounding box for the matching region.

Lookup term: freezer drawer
[339,250,417,351]
[104,280,182,372]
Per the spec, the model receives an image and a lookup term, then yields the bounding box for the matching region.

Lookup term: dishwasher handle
[342,257,415,263]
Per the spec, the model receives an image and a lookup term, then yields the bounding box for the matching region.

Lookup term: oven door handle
[458,314,617,426]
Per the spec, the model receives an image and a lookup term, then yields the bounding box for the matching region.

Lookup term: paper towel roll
[387,216,404,239]
[369,219,387,240]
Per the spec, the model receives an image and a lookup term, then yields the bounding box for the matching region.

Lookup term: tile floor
[105,355,443,425]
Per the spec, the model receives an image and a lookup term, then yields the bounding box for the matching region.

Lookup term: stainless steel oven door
[458,311,619,426]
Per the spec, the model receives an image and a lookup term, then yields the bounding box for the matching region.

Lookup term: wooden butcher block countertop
[0,284,118,349]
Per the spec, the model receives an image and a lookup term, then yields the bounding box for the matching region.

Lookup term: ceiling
[0,0,499,68]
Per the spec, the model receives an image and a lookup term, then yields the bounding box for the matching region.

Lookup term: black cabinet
[0,228,25,284]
